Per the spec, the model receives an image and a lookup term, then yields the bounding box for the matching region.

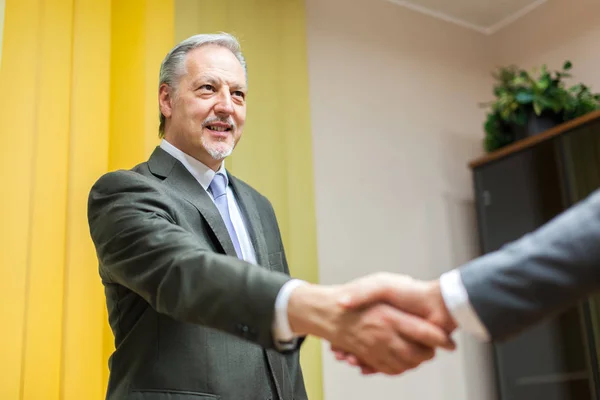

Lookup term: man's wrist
[426,279,458,333]
[287,283,342,341]
[273,279,306,344]
[438,270,491,341]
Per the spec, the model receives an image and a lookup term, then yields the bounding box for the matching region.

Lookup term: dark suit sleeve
[88,170,291,349]
[459,188,600,341]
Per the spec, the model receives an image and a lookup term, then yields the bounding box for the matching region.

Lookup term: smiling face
[159,45,247,170]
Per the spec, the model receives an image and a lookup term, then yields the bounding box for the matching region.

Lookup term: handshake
[286,273,458,376]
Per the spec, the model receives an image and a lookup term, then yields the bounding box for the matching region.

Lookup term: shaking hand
[330,273,458,375]
[286,277,456,376]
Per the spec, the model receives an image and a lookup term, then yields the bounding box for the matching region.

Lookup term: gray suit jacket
[460,187,600,341]
[87,147,307,400]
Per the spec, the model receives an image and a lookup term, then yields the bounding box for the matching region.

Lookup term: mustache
[202,116,236,130]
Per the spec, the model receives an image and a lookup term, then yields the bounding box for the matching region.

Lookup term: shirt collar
[159,139,228,191]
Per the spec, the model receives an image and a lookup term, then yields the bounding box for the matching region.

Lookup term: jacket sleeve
[459,188,600,341]
[88,170,292,349]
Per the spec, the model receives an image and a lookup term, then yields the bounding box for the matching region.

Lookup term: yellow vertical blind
[0,0,173,399]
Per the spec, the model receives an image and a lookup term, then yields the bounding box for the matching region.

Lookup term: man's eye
[199,84,214,91]
[232,91,245,99]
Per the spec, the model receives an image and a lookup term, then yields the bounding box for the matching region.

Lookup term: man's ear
[159,83,173,119]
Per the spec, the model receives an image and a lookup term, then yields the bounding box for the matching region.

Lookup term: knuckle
[408,346,433,367]
[393,341,421,368]
[400,355,418,369]
[381,365,396,375]
[406,356,421,369]
[374,304,395,322]
[370,330,387,345]
[396,343,414,362]
[379,307,394,321]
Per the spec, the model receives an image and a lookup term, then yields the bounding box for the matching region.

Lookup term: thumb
[337,279,389,309]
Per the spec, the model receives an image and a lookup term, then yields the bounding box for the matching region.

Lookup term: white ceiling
[386,0,548,35]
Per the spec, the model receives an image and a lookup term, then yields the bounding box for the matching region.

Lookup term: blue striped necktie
[209,172,242,258]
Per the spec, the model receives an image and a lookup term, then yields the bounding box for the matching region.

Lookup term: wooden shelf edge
[469,109,600,169]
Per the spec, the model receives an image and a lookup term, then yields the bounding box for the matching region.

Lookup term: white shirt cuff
[272,279,307,350]
[439,269,490,341]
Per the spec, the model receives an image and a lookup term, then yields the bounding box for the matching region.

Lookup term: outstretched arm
[90,170,454,373]
[333,188,600,374]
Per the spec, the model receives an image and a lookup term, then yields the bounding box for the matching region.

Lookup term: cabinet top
[469,109,600,169]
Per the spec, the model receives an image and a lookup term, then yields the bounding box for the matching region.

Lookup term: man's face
[160,45,247,169]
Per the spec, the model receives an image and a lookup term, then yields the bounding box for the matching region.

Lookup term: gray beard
[201,135,233,160]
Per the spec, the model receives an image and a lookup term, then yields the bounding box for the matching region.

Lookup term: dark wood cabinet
[470,111,600,400]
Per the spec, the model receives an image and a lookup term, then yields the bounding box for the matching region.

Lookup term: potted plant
[481,61,600,152]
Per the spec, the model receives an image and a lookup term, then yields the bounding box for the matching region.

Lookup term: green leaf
[480,60,599,151]
[557,72,572,79]
[538,74,551,90]
[538,96,556,109]
[515,91,534,103]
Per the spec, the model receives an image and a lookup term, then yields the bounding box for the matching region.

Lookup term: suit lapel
[147,147,238,257]
[228,175,270,269]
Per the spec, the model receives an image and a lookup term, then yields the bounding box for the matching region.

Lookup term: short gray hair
[157,32,247,137]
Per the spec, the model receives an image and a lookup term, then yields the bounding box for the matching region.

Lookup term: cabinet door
[473,141,593,400]
[557,121,600,398]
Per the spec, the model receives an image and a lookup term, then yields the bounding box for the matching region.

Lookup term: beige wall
[307,0,600,399]
[490,0,600,89]
[305,0,497,399]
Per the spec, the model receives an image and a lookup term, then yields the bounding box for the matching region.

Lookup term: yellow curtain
[1,0,320,398]
[0,0,173,399]
[173,1,322,399]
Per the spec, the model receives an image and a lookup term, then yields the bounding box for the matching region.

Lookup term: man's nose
[214,91,234,115]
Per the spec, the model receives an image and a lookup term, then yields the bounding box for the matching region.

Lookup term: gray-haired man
[87,33,454,400]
